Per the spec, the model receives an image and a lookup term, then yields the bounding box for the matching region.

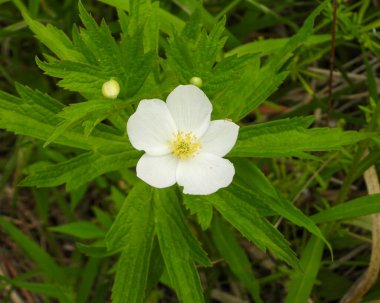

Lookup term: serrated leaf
[211,217,263,303]
[218,1,328,121]
[208,190,299,268]
[0,87,133,152]
[144,238,165,299]
[107,183,156,303]
[44,99,132,147]
[183,195,213,230]
[106,183,152,250]
[16,3,84,62]
[120,29,155,97]
[232,160,330,251]
[166,16,239,93]
[78,1,121,74]
[232,71,289,120]
[311,193,380,223]
[231,125,373,158]
[154,188,209,303]
[20,150,139,191]
[36,58,108,97]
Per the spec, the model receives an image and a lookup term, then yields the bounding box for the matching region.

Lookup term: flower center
[169,131,201,160]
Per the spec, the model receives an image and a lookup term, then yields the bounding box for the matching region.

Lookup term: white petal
[127,99,177,155]
[166,85,212,137]
[136,153,178,188]
[176,152,235,195]
[200,120,239,157]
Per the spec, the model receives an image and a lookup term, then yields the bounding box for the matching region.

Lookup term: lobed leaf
[20,150,140,191]
[207,190,299,268]
[154,188,210,303]
[107,183,156,303]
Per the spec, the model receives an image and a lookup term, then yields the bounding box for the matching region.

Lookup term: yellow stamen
[169,131,201,160]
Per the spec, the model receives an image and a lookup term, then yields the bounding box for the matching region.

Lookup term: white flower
[127,85,239,195]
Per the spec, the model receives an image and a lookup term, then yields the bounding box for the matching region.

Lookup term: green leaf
[107,183,156,303]
[172,0,240,47]
[13,0,84,62]
[78,1,121,74]
[154,188,210,303]
[226,34,331,57]
[0,278,74,303]
[0,216,65,282]
[99,0,185,36]
[232,160,330,252]
[49,222,105,239]
[77,258,101,303]
[208,190,299,268]
[311,193,380,224]
[222,0,328,120]
[36,58,108,97]
[21,150,139,190]
[166,17,227,83]
[119,29,155,98]
[229,71,289,121]
[211,217,263,303]
[231,125,373,158]
[285,235,325,303]
[77,242,118,258]
[106,183,152,250]
[0,87,133,152]
[268,0,328,71]
[183,195,213,230]
[44,98,133,146]
[144,238,165,299]
[124,0,160,54]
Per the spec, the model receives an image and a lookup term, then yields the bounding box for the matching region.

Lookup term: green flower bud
[190,76,203,88]
[102,79,120,99]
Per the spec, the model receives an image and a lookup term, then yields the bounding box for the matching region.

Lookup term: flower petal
[136,153,178,188]
[127,99,177,155]
[200,120,239,157]
[176,152,235,195]
[166,85,212,137]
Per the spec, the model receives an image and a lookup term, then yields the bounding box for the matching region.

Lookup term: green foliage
[211,217,262,303]
[0,216,65,282]
[106,183,156,303]
[311,193,380,223]
[201,189,300,268]
[49,221,105,239]
[231,121,373,158]
[285,235,325,303]
[154,188,209,303]
[1,0,379,302]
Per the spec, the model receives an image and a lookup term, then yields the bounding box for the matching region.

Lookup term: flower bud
[102,79,120,99]
[190,76,203,88]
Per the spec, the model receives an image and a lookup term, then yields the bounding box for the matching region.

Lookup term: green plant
[1,0,380,302]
